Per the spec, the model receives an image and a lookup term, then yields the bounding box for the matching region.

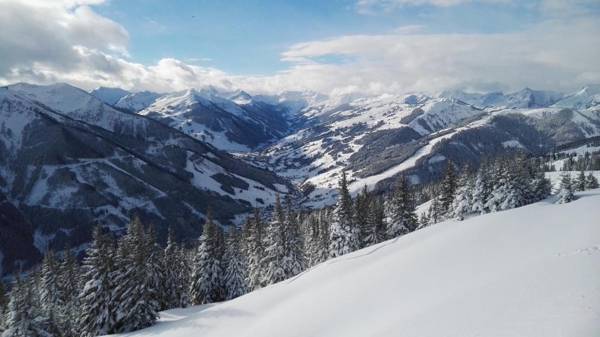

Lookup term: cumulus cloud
[0,0,599,96]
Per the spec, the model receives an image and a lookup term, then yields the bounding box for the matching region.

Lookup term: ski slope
[111,190,600,337]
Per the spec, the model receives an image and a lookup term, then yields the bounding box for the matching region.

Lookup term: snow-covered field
[111,189,600,337]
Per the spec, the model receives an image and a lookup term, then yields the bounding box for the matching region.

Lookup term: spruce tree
[329,171,359,258]
[283,196,305,278]
[261,195,287,285]
[112,218,158,333]
[452,167,474,220]
[471,165,491,214]
[575,170,586,191]
[190,211,224,305]
[586,173,599,189]
[428,196,443,225]
[223,228,248,300]
[246,208,265,290]
[557,173,576,204]
[162,228,187,310]
[386,175,417,237]
[365,196,387,245]
[354,186,370,248]
[440,162,457,215]
[79,226,116,337]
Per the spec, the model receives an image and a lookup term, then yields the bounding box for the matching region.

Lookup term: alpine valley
[1,82,599,275]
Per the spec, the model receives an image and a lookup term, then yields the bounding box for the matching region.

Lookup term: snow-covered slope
[114,91,162,112]
[90,87,130,105]
[139,88,291,152]
[441,88,563,109]
[0,83,294,274]
[113,190,600,337]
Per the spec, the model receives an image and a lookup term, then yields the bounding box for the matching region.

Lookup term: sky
[0,0,599,95]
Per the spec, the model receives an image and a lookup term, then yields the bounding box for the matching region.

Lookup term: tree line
[0,153,598,336]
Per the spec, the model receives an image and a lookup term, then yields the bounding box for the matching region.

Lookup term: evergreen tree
[530,171,552,202]
[162,228,187,310]
[354,186,370,248]
[143,226,165,313]
[365,196,386,245]
[223,228,248,300]
[246,208,265,290]
[557,173,576,204]
[586,173,599,189]
[452,167,474,220]
[329,171,359,258]
[79,226,116,337]
[575,170,586,191]
[190,211,224,305]
[282,196,305,278]
[112,218,158,333]
[427,196,443,225]
[440,163,457,215]
[386,175,417,237]
[261,195,287,285]
[471,165,491,214]
[57,249,80,337]
[2,276,54,337]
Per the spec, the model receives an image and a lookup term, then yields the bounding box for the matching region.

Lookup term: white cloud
[356,0,511,14]
[0,0,598,96]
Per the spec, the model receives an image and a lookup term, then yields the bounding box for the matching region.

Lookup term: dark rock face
[0,84,294,275]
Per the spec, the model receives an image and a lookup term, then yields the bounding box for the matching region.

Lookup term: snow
[110,189,600,337]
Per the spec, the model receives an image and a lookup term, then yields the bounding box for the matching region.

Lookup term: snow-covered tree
[427,196,443,225]
[586,173,599,189]
[386,175,417,237]
[161,229,187,310]
[365,196,386,245]
[452,167,474,220]
[556,173,576,204]
[354,186,370,248]
[223,228,248,300]
[190,211,224,305]
[471,166,491,214]
[261,195,287,285]
[440,163,457,215]
[79,226,117,337]
[329,171,359,258]
[575,170,586,191]
[283,196,305,278]
[111,217,158,333]
[246,208,265,290]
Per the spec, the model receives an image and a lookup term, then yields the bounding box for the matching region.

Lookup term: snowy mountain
[249,87,600,207]
[553,85,600,110]
[114,91,162,112]
[90,87,131,106]
[0,83,293,275]
[139,88,291,152]
[440,88,563,109]
[111,189,600,337]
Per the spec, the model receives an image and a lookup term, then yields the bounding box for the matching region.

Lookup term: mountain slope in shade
[112,190,600,337]
[0,83,293,274]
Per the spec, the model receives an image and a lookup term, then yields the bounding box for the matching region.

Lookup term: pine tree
[2,275,55,337]
[329,171,359,258]
[112,218,158,333]
[452,167,474,220]
[386,175,418,237]
[261,195,287,285]
[246,208,265,290]
[354,186,370,248]
[575,170,586,191]
[282,196,305,278]
[364,196,387,245]
[440,163,457,215]
[190,211,224,305]
[162,228,189,310]
[223,228,248,300]
[586,173,599,189]
[143,226,165,312]
[428,196,443,225]
[531,171,552,202]
[57,249,80,337]
[557,173,576,204]
[471,165,491,214]
[79,226,116,337]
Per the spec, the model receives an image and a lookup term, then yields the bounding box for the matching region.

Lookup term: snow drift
[111,190,600,337]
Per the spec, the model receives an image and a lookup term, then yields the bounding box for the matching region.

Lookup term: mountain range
[0,82,599,275]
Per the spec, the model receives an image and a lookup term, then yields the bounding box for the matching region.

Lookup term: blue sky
[95,0,543,75]
[1,0,599,94]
